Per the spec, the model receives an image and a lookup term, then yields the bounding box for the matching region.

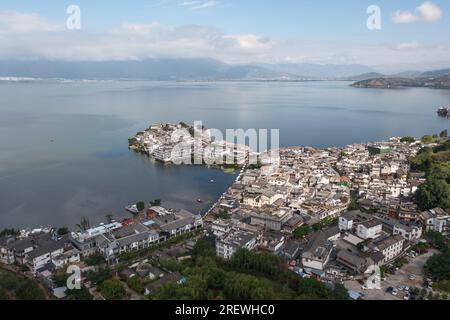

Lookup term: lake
[0,80,449,229]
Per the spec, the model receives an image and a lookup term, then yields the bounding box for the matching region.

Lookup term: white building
[211,219,233,237]
[357,220,383,240]
[420,208,449,235]
[301,231,334,271]
[393,223,422,241]
[0,236,15,265]
[369,235,405,265]
[26,241,69,273]
[215,230,257,260]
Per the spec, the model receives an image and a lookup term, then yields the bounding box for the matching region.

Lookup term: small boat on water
[437,107,450,118]
[125,204,139,214]
[197,199,203,203]
[209,179,215,183]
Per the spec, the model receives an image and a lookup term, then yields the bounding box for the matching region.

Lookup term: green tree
[105,214,114,223]
[0,228,19,237]
[333,283,350,300]
[66,286,93,300]
[401,136,416,143]
[425,249,450,281]
[100,279,126,300]
[425,231,447,250]
[416,179,450,210]
[191,239,216,259]
[86,268,111,285]
[85,253,105,266]
[296,278,333,300]
[16,279,46,300]
[150,199,162,206]
[440,130,448,138]
[127,277,144,294]
[57,227,70,236]
[76,216,91,232]
[0,287,9,300]
[136,201,146,212]
[293,226,312,239]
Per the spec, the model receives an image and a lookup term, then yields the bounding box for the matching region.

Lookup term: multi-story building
[215,230,257,260]
[368,235,405,265]
[357,220,383,240]
[420,208,449,235]
[0,236,15,264]
[301,231,334,271]
[211,219,233,237]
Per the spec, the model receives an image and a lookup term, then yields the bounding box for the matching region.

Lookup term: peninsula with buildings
[128,122,251,170]
[1,127,450,301]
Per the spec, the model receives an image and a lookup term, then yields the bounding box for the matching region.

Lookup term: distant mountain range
[0,59,306,81]
[0,59,449,85]
[0,59,375,81]
[257,63,376,79]
[351,69,450,89]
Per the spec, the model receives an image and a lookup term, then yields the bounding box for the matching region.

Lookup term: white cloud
[223,34,273,49]
[178,0,219,11]
[0,11,449,71]
[392,11,419,24]
[396,41,420,51]
[392,1,443,24]
[0,11,63,33]
[416,1,443,22]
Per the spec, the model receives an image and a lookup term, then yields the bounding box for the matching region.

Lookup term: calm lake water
[0,80,449,229]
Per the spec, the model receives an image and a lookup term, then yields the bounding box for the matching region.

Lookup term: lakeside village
[1,123,450,300]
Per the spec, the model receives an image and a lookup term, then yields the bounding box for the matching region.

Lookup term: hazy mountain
[419,68,450,79]
[345,72,385,81]
[0,59,304,81]
[352,68,450,89]
[258,63,376,79]
[346,70,423,81]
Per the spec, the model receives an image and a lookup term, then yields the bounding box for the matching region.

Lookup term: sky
[0,0,449,72]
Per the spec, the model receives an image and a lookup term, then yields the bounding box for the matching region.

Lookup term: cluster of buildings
[0,229,81,275]
[0,207,203,276]
[2,132,449,297]
[207,137,449,281]
[128,122,249,165]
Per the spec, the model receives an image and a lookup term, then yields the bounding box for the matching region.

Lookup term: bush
[127,277,144,294]
[85,253,105,266]
[293,226,312,239]
[401,136,416,143]
[86,268,111,285]
[425,249,450,281]
[66,286,93,300]
[0,271,46,300]
[100,279,126,300]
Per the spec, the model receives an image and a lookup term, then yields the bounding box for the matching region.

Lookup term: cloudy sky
[0,0,449,72]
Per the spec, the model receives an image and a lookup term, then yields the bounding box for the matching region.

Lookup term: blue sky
[0,1,449,71]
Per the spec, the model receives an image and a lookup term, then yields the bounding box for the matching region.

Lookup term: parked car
[386,287,394,293]
[392,288,398,296]
[409,275,416,280]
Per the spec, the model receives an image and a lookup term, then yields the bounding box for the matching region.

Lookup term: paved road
[345,249,438,300]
